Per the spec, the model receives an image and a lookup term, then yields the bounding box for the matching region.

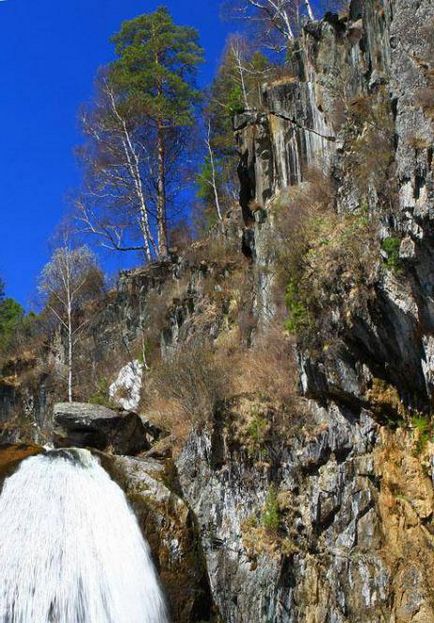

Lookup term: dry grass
[142,342,229,443]
[233,323,298,404]
[267,169,381,345]
[183,235,240,268]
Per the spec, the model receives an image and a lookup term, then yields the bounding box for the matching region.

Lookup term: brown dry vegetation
[140,314,302,453]
[269,169,381,346]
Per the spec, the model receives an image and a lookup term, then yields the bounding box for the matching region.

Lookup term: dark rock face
[53,402,150,455]
[176,401,388,623]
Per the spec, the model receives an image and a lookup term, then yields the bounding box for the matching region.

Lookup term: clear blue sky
[0,1,232,308]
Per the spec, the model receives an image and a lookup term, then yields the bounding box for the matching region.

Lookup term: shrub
[412,415,433,455]
[88,377,115,408]
[272,177,380,345]
[144,342,228,438]
[262,484,280,533]
[233,322,298,406]
[367,378,407,424]
[284,279,309,334]
[382,237,402,272]
[246,410,269,446]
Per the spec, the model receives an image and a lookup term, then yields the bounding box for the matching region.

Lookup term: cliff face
[1,1,433,622]
[176,0,434,621]
[237,0,434,410]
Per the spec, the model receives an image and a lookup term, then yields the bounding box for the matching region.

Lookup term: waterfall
[0,449,168,623]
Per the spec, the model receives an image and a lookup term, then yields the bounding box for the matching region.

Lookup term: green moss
[262,484,280,533]
[382,237,402,272]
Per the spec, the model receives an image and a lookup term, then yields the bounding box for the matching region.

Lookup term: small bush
[262,484,280,533]
[246,410,269,446]
[412,415,433,455]
[233,322,298,406]
[367,378,407,424]
[144,342,228,438]
[382,237,402,272]
[272,178,380,345]
[284,279,309,334]
[184,235,240,268]
[88,377,114,407]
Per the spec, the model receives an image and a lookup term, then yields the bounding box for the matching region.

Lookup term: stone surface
[99,453,214,623]
[53,402,149,455]
[0,443,44,484]
[109,360,144,411]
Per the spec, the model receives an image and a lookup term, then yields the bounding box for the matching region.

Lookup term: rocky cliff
[1,1,433,622]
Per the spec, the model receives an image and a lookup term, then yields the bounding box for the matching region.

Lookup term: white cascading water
[0,449,168,623]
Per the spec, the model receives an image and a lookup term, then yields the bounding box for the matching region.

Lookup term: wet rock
[0,443,44,485]
[100,453,213,623]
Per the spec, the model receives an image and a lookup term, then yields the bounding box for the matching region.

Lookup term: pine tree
[0,279,24,354]
[110,7,204,258]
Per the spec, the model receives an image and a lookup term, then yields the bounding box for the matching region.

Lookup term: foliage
[88,377,113,407]
[412,415,433,455]
[145,342,228,434]
[207,38,270,153]
[223,1,316,50]
[38,245,104,401]
[194,37,271,228]
[284,279,309,334]
[271,172,380,345]
[0,298,24,353]
[110,7,204,128]
[366,378,407,424]
[78,7,204,259]
[196,156,225,215]
[262,484,280,533]
[246,410,269,446]
[382,237,402,272]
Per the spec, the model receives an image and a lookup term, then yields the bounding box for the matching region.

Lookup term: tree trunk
[207,121,223,223]
[67,300,73,403]
[303,1,315,21]
[156,124,169,258]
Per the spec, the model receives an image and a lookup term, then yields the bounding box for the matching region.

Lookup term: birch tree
[39,246,103,402]
[226,0,316,49]
[77,78,156,261]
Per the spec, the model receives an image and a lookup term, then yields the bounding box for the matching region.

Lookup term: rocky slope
[1,1,433,622]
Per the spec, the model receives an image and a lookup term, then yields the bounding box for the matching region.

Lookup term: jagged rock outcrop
[53,402,152,455]
[176,397,433,622]
[236,0,434,409]
[174,0,434,620]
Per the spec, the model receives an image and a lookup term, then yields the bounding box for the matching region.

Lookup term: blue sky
[0,1,232,307]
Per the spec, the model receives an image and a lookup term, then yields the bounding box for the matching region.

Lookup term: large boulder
[53,402,150,455]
